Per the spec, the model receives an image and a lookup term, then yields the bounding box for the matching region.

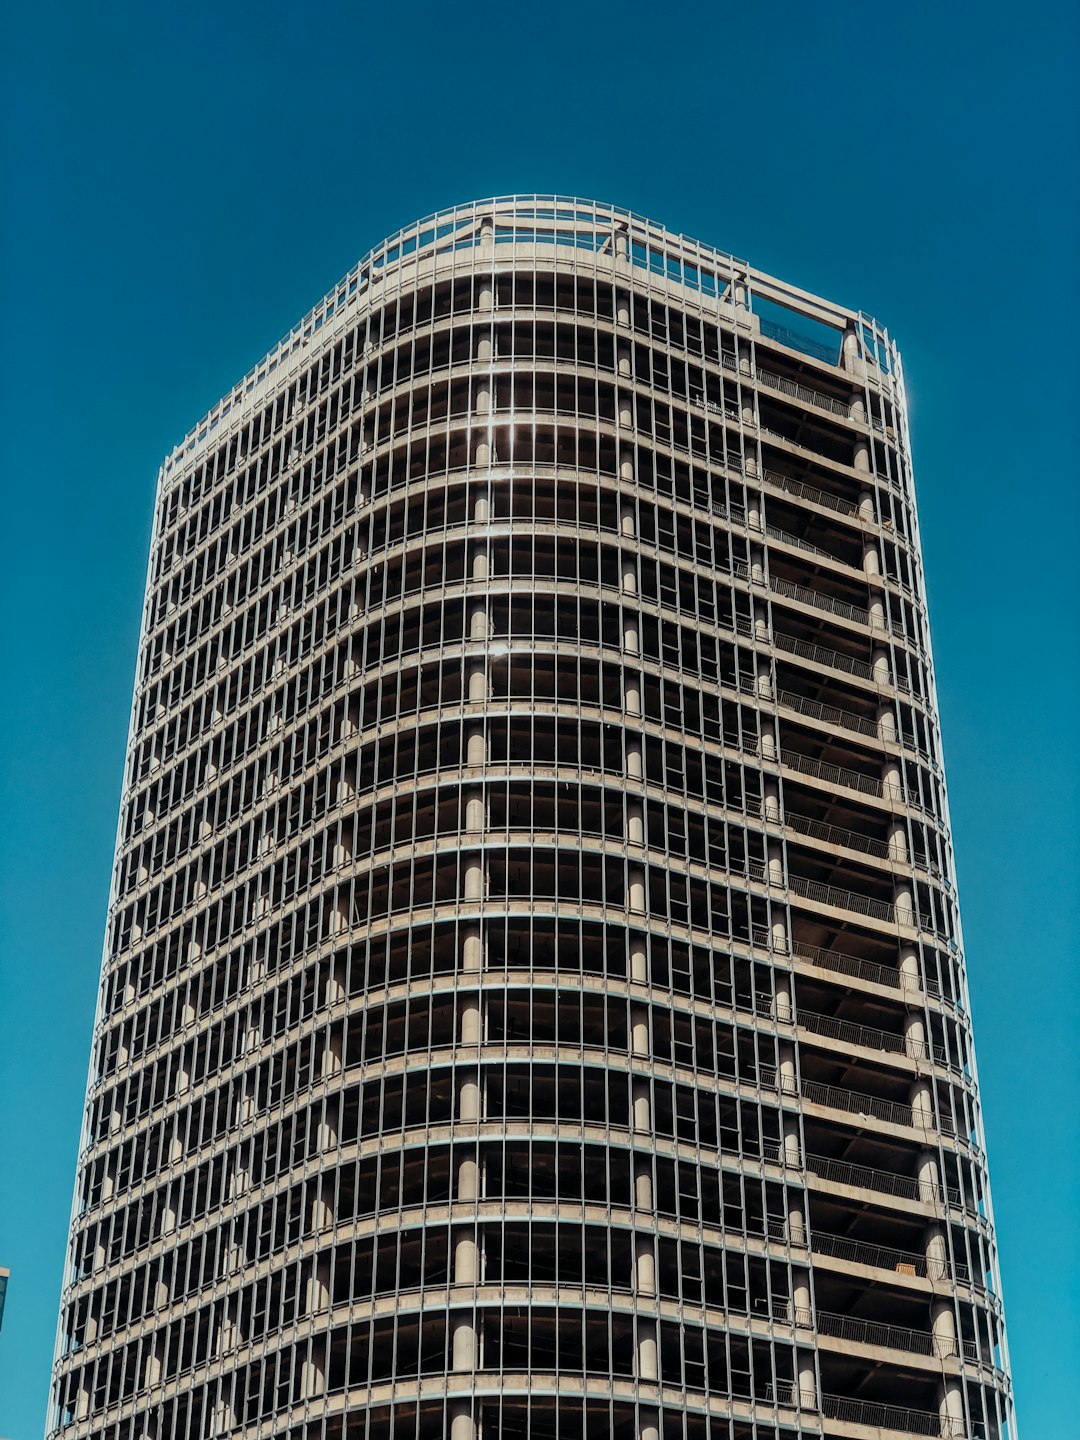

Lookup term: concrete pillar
[768,841,784,889]
[932,1300,959,1358]
[450,1403,477,1440]
[632,1077,651,1135]
[639,1420,660,1440]
[631,1005,649,1060]
[629,937,648,986]
[904,1008,927,1061]
[888,820,909,863]
[760,716,778,762]
[894,880,915,927]
[873,647,892,686]
[910,1076,934,1132]
[628,866,646,917]
[939,1381,965,1437]
[792,1270,812,1327]
[783,1115,802,1171]
[627,800,644,847]
[797,1351,817,1408]
[634,1231,656,1297]
[877,702,898,743]
[754,600,770,643]
[925,1226,949,1283]
[763,777,782,825]
[788,1189,807,1247]
[636,1319,658,1381]
[452,1314,478,1372]
[774,973,793,1024]
[756,658,773,702]
[771,903,789,955]
[900,947,921,992]
[778,1044,797,1097]
[750,545,766,586]
[463,854,484,902]
[882,759,903,802]
[917,1149,942,1205]
[305,1257,330,1316]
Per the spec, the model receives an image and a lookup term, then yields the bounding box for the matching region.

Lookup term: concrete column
[894,879,915,927]
[629,936,648,986]
[932,1299,959,1358]
[797,1351,817,1408]
[760,715,778,763]
[305,1255,330,1316]
[768,841,784,889]
[925,1225,949,1283]
[778,1044,797,1098]
[756,658,773,702]
[910,1076,935,1132]
[783,1115,801,1171]
[628,866,646,917]
[774,973,793,1024]
[787,1188,807,1248]
[451,1314,478,1375]
[877,701,898,743]
[917,1148,942,1204]
[939,1381,965,1437]
[904,1007,927,1061]
[750,545,766,585]
[636,1319,659,1381]
[888,820,909,863]
[792,1269,812,1327]
[450,1404,477,1440]
[634,1231,656,1296]
[900,951,922,1010]
[771,902,789,955]
[873,647,892,686]
[882,759,903,803]
[754,599,770,644]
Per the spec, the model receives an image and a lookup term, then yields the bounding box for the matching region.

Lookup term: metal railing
[779,748,883,799]
[806,1151,955,1207]
[785,810,891,859]
[776,688,880,739]
[793,938,909,988]
[815,1308,976,1363]
[822,1393,967,1437]
[755,367,853,419]
[769,573,870,626]
[798,1008,935,1062]
[788,873,895,922]
[764,469,859,517]
[775,630,876,683]
[799,1077,934,1133]
[812,1230,941,1279]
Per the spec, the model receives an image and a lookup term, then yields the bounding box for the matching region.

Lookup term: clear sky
[1,2,1076,1435]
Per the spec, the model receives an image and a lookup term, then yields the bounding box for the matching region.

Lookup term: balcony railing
[755,367,854,420]
[789,873,895,923]
[785,810,891,860]
[814,1308,976,1363]
[812,1230,944,1280]
[798,1077,948,1134]
[805,1151,968,1214]
[798,1008,947,1066]
[779,747,883,800]
[822,1393,968,1437]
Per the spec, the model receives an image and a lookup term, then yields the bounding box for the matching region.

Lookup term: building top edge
[160,194,898,476]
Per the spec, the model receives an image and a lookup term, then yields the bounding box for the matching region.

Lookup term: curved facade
[51,198,1013,1440]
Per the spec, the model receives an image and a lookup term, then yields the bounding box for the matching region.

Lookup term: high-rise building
[50,197,1013,1440]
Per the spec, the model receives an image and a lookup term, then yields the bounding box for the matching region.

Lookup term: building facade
[50,198,1013,1440]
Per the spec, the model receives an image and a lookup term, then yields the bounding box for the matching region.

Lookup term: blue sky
[1,1,1076,1435]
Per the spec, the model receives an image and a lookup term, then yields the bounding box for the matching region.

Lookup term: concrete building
[49,197,1013,1440]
